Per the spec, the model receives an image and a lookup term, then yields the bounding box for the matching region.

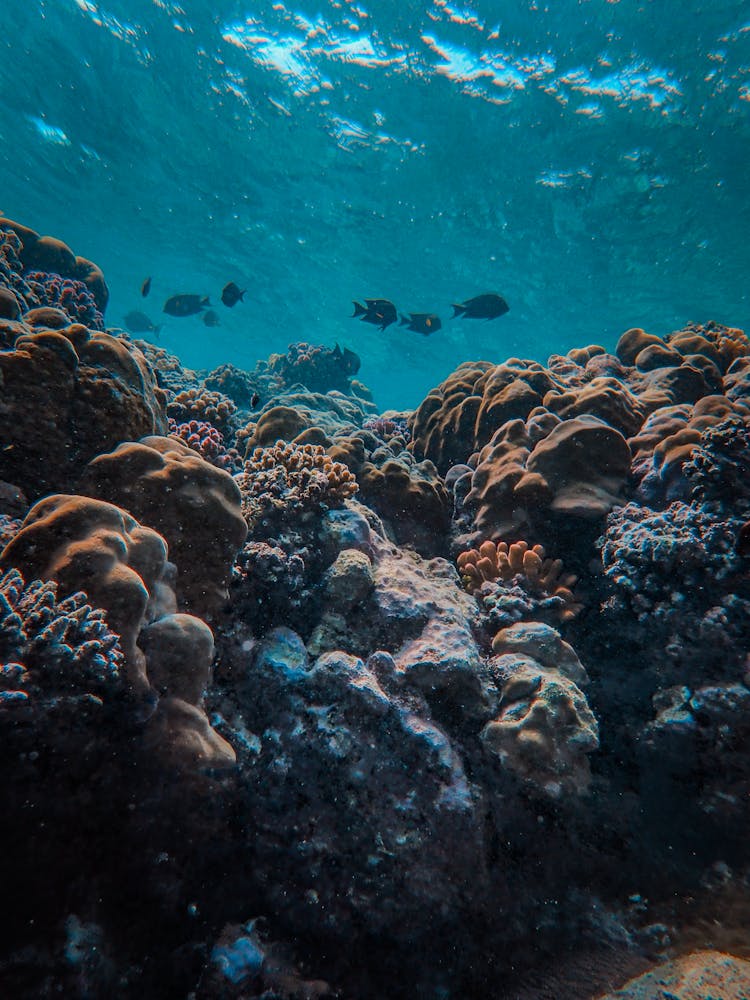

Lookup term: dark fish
[221,282,246,307]
[451,293,509,320]
[399,312,442,336]
[163,294,210,317]
[738,521,750,558]
[250,392,260,409]
[352,298,397,331]
[333,343,361,375]
[124,309,162,336]
[141,276,152,298]
[203,309,220,327]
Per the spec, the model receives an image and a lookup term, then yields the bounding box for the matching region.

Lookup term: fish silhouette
[352,298,397,331]
[451,293,509,320]
[124,310,161,336]
[221,282,246,307]
[399,312,442,336]
[163,294,210,317]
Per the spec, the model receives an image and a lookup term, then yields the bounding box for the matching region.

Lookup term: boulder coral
[464,412,631,543]
[482,623,599,797]
[0,494,171,691]
[0,324,168,499]
[81,436,247,619]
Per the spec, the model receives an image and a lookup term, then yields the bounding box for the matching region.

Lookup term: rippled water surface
[1,0,748,405]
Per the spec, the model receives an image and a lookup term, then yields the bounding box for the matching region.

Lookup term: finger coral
[457,539,582,626]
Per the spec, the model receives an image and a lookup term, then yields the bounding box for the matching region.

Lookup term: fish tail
[240,290,246,301]
[399,313,410,326]
[201,296,210,307]
[352,301,366,317]
[451,303,465,318]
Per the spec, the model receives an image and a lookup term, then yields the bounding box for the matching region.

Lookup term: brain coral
[80,436,247,619]
[0,325,168,500]
[0,567,123,701]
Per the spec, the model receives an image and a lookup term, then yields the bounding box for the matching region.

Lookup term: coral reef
[458,539,582,628]
[268,341,361,394]
[24,270,104,330]
[3,222,750,1000]
[168,417,240,472]
[483,622,599,797]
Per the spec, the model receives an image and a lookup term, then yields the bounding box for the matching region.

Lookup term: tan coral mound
[0,325,167,499]
[457,539,581,621]
[81,436,247,619]
[1,494,235,771]
[0,494,171,692]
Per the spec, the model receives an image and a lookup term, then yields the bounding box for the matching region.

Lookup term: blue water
[1,0,748,408]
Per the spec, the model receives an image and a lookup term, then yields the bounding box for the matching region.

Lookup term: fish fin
[352,301,366,317]
[399,314,410,326]
[451,304,465,318]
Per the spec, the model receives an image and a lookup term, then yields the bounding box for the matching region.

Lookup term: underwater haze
[1,0,749,407]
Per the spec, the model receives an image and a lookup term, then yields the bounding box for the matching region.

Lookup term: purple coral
[0,567,124,700]
[168,418,240,472]
[362,415,411,443]
[24,270,105,330]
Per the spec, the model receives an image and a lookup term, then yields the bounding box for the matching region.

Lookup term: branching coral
[457,539,582,627]
[167,387,237,433]
[236,440,358,532]
[24,270,104,330]
[0,567,124,699]
[167,418,240,472]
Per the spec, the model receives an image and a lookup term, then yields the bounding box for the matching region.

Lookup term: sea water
[1,0,748,408]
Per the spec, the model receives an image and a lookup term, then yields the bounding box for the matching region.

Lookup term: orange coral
[457,539,581,621]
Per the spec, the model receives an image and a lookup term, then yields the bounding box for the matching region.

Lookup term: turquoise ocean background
[1,0,748,408]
